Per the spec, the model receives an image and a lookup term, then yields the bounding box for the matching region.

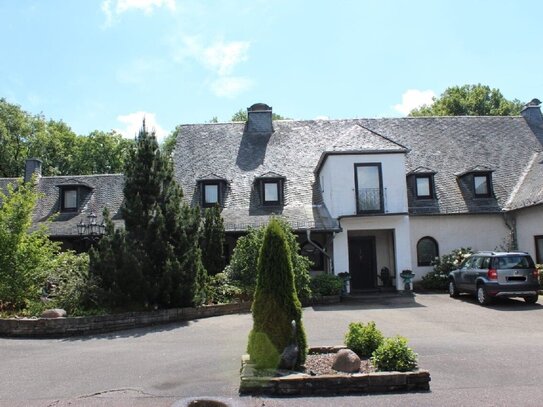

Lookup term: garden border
[240,346,431,396]
[0,302,252,338]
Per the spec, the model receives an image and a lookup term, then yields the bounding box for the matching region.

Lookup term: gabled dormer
[255,171,285,206]
[56,180,94,213]
[197,174,228,208]
[407,167,437,200]
[456,165,494,198]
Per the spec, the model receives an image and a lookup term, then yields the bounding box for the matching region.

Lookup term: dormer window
[62,188,78,211]
[473,174,491,197]
[415,175,434,199]
[57,181,94,213]
[256,172,285,206]
[197,174,227,207]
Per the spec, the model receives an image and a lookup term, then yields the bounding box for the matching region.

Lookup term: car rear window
[492,255,535,269]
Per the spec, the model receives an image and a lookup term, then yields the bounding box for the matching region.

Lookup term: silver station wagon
[448,251,540,305]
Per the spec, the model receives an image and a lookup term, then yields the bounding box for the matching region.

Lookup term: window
[417,236,439,266]
[263,181,279,203]
[203,183,219,206]
[355,163,383,213]
[61,188,78,211]
[535,236,543,264]
[255,173,285,206]
[473,174,491,197]
[415,175,433,199]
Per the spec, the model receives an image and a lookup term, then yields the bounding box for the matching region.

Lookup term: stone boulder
[41,309,67,318]
[332,349,361,373]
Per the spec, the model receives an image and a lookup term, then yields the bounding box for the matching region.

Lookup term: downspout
[503,212,518,251]
[305,229,333,274]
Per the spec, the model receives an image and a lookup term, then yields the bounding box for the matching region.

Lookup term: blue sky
[1,0,542,142]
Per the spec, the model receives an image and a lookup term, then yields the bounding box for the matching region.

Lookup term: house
[2,100,543,291]
[173,101,543,291]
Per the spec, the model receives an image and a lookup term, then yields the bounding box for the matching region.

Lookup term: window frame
[257,178,284,206]
[415,174,434,199]
[473,173,492,198]
[202,182,221,207]
[354,163,384,214]
[416,236,439,267]
[61,187,79,212]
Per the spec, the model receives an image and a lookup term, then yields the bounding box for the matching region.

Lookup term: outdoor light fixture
[77,212,105,237]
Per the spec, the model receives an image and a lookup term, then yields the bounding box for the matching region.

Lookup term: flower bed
[239,346,430,396]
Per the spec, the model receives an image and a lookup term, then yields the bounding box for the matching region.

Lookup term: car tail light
[487,268,498,280]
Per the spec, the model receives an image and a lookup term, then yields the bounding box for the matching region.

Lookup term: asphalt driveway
[2,293,543,406]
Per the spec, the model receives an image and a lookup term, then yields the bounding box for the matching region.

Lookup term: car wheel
[476,284,491,305]
[448,279,459,297]
[524,295,538,304]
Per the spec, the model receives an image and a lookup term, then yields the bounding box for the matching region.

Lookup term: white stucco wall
[334,215,412,290]
[515,205,543,262]
[409,214,511,280]
[319,153,408,218]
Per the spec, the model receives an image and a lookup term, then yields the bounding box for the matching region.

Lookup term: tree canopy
[0,98,133,177]
[409,84,524,117]
[231,109,287,122]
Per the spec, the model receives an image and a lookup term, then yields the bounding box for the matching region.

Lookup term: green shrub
[344,321,384,358]
[371,336,418,372]
[247,219,307,369]
[421,247,473,290]
[310,274,343,297]
[204,272,242,304]
[225,218,312,301]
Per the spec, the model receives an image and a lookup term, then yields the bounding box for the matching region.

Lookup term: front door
[348,236,377,290]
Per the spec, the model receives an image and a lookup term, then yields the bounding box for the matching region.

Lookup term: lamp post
[77,212,105,248]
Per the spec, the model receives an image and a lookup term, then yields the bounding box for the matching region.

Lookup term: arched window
[301,242,324,271]
[417,237,439,266]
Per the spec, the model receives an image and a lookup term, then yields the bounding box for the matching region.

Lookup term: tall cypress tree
[91,121,205,308]
[247,218,307,369]
[201,205,225,276]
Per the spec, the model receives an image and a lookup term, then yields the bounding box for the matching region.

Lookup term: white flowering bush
[420,248,473,290]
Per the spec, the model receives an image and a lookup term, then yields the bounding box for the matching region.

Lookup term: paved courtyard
[2,293,543,406]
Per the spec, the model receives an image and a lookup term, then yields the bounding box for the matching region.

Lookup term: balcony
[357,187,387,214]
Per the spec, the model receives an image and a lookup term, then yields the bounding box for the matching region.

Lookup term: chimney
[247,103,273,134]
[521,98,543,127]
[24,158,42,183]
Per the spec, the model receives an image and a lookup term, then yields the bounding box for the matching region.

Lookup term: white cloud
[102,0,176,25]
[181,37,250,76]
[393,89,436,116]
[115,111,167,142]
[209,77,253,98]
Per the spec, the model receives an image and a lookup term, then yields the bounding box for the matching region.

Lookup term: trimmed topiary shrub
[247,218,307,369]
[344,321,384,358]
[371,336,418,372]
[310,274,343,297]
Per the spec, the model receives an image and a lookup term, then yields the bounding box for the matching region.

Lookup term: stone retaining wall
[240,348,431,396]
[0,302,252,338]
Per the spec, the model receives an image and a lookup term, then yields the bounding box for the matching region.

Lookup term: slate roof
[506,152,543,210]
[174,115,543,230]
[0,174,125,237]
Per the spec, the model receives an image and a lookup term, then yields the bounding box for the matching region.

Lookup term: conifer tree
[91,121,205,308]
[247,218,307,369]
[201,205,225,276]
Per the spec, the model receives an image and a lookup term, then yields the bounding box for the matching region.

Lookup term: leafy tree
[161,124,181,158]
[231,109,287,122]
[247,218,307,369]
[0,177,57,310]
[409,84,523,117]
[225,219,312,300]
[200,205,225,276]
[0,98,32,177]
[73,130,132,174]
[91,121,206,308]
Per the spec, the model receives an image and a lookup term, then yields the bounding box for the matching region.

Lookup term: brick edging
[0,302,252,338]
[239,347,431,396]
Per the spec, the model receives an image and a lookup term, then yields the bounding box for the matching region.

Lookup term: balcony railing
[357,187,386,213]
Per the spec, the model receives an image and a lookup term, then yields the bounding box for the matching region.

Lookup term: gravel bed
[303,352,374,376]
